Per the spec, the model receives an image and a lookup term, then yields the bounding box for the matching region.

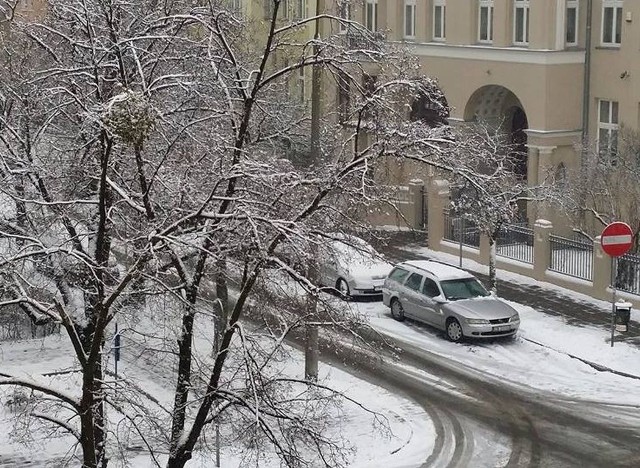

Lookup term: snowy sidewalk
[376,230,640,349]
[0,335,435,468]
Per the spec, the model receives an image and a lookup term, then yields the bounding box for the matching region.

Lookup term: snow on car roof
[401,260,473,280]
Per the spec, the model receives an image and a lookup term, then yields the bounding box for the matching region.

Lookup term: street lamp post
[309,0,322,163]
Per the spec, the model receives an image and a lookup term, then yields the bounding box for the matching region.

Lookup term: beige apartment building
[341,0,637,228]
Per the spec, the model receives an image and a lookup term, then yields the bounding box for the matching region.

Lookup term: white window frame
[404,0,417,39]
[263,0,273,19]
[598,99,619,162]
[337,71,350,123]
[338,0,351,33]
[230,0,242,13]
[601,0,623,46]
[294,0,307,19]
[365,0,377,32]
[433,0,446,41]
[565,0,579,46]
[478,0,494,43]
[513,0,530,46]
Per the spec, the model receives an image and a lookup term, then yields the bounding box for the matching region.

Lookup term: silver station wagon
[382,260,520,342]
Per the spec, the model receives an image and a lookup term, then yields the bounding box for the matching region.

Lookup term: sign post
[600,222,634,347]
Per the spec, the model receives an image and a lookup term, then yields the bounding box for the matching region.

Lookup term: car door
[317,244,339,287]
[417,277,445,328]
[400,272,424,319]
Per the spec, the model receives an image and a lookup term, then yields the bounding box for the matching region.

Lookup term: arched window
[555,163,568,187]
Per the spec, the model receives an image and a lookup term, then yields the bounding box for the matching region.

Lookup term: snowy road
[330,296,640,467]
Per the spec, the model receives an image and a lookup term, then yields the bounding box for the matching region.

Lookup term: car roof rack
[402,259,471,279]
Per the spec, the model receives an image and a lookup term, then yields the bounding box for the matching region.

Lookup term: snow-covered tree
[0,1,457,466]
[446,123,557,293]
[571,127,640,246]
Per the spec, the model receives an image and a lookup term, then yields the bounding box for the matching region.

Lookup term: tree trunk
[14,177,27,246]
[79,383,97,468]
[169,307,196,454]
[305,247,319,381]
[78,362,107,468]
[216,256,228,314]
[305,324,319,381]
[488,236,497,294]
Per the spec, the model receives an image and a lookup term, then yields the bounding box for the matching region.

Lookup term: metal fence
[496,224,534,264]
[549,235,593,281]
[443,210,480,248]
[616,252,640,295]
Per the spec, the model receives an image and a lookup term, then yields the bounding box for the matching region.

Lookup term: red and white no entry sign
[600,222,633,257]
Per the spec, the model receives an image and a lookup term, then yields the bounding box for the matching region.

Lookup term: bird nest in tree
[102,90,156,147]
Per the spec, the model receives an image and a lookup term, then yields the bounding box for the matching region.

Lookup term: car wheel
[336,278,350,300]
[390,298,405,321]
[446,318,464,342]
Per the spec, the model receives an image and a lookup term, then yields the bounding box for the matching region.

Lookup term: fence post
[408,179,424,230]
[479,234,491,265]
[427,179,449,248]
[533,219,553,281]
[593,236,612,301]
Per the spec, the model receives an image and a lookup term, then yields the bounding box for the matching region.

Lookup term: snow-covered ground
[2,243,640,467]
[0,333,434,468]
[380,244,640,403]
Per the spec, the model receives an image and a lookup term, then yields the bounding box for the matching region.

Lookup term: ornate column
[427,179,450,249]
[527,145,557,221]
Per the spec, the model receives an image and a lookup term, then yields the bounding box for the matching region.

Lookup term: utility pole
[309,0,322,163]
[305,242,319,382]
[306,0,322,379]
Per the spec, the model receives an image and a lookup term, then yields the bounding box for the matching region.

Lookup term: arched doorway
[463,85,530,219]
[463,85,529,178]
[509,106,529,180]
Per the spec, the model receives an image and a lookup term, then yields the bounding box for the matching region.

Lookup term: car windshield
[440,278,490,301]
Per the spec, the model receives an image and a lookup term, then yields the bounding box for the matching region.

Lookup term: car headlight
[510,314,520,322]
[466,318,490,325]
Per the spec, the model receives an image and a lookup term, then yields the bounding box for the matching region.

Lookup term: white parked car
[382,260,520,341]
[317,235,393,299]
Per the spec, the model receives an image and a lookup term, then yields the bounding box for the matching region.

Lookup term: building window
[478,0,494,43]
[337,72,350,123]
[410,92,450,127]
[566,0,578,46]
[294,0,307,19]
[230,0,243,13]
[513,0,529,45]
[263,0,273,19]
[555,163,568,188]
[362,73,377,119]
[598,99,619,162]
[365,0,377,31]
[433,0,446,41]
[404,0,417,39]
[338,0,351,33]
[278,0,289,19]
[602,0,622,45]
[298,67,306,103]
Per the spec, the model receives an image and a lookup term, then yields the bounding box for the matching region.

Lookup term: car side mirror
[433,295,448,304]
